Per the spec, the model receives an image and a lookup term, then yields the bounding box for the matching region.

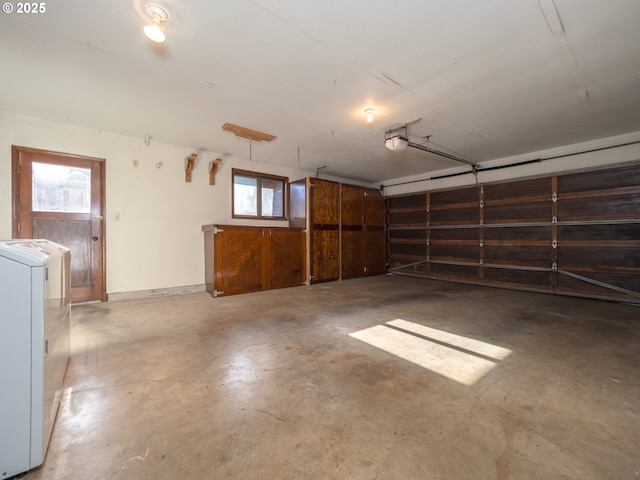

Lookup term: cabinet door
[364,188,385,226]
[269,229,306,289]
[311,179,340,282]
[311,179,340,225]
[341,184,364,225]
[214,227,264,296]
[342,230,365,278]
[289,179,307,229]
[311,229,340,282]
[365,229,387,275]
[341,184,365,278]
[364,188,386,275]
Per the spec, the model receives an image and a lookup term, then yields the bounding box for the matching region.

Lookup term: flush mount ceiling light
[144,4,169,43]
[364,108,375,123]
[384,133,408,151]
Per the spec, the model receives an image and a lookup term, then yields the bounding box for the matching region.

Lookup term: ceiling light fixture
[384,133,408,151]
[144,4,169,43]
[364,108,375,123]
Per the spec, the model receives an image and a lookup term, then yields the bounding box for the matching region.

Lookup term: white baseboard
[107,284,206,302]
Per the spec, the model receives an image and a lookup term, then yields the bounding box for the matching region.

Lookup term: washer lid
[0,240,68,267]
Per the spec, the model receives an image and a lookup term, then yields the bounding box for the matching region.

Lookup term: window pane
[32,162,91,213]
[234,175,258,216]
[261,178,284,217]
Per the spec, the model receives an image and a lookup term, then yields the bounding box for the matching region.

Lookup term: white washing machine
[0,240,71,479]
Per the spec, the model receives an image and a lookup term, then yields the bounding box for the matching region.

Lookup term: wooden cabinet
[310,179,341,282]
[289,178,386,283]
[341,184,387,278]
[202,224,305,297]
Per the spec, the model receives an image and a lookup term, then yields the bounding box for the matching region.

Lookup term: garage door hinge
[213,227,224,234]
[552,262,558,271]
[17,222,21,232]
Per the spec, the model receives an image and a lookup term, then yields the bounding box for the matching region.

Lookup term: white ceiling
[2,0,640,183]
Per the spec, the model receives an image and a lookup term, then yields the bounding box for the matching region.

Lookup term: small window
[232,169,287,219]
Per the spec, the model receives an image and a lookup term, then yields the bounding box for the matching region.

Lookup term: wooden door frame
[11,145,107,302]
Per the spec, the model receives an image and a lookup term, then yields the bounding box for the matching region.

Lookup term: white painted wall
[381,132,640,196]
[0,111,349,296]
[3,111,638,296]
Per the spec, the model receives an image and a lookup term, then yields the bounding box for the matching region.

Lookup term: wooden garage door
[387,163,640,304]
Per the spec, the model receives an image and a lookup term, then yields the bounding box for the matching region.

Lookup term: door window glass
[32,162,91,213]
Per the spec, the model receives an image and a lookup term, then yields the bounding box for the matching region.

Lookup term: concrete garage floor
[26,275,640,480]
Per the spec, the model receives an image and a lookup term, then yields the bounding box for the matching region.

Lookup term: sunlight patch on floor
[349,319,512,385]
